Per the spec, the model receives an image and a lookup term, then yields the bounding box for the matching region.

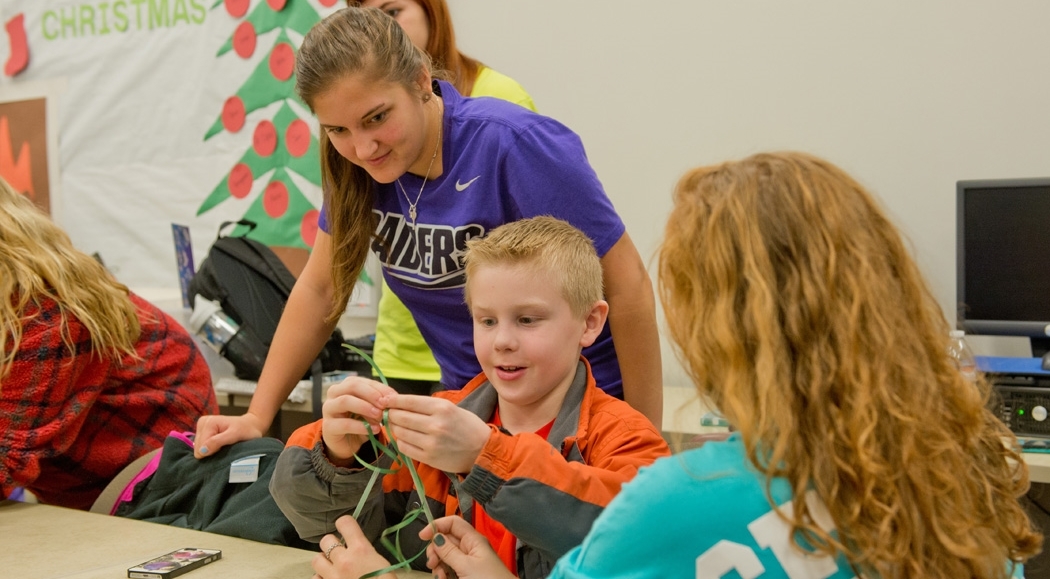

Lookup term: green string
[343,344,438,579]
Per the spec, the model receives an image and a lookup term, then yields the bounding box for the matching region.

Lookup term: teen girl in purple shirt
[193,6,662,458]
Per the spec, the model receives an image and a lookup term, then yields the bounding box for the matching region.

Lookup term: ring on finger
[324,541,343,562]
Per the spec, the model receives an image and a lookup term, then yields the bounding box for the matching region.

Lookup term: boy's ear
[579,300,610,348]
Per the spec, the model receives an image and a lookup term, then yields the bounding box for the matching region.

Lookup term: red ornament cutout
[233,21,257,59]
[222,96,246,133]
[267,0,288,10]
[301,209,320,247]
[319,0,339,6]
[229,163,253,199]
[224,0,249,18]
[264,181,289,218]
[269,42,295,81]
[253,120,278,157]
[285,119,311,158]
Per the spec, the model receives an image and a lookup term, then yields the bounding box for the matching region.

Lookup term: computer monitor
[957,177,1050,356]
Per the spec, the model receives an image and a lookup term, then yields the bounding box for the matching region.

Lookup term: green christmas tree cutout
[199,0,331,250]
[199,0,372,290]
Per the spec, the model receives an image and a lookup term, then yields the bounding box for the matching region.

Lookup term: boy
[270,216,670,579]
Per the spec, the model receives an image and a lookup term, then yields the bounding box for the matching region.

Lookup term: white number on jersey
[695,490,856,579]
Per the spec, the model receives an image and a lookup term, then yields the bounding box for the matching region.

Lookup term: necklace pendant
[409,206,417,222]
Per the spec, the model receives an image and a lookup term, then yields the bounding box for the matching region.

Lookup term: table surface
[11,387,1049,578]
[660,386,1050,484]
[0,501,428,579]
[1023,451,1050,483]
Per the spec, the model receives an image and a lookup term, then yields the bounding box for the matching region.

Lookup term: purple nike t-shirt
[320,80,626,396]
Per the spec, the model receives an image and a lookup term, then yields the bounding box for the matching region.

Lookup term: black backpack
[188,220,353,385]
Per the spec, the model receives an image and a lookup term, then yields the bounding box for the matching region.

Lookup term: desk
[660,386,1050,485]
[662,386,724,436]
[0,501,428,579]
[1025,452,1050,484]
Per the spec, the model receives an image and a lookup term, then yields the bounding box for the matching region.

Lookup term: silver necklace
[396,121,441,228]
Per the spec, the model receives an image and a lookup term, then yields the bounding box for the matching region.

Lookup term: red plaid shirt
[1,293,217,509]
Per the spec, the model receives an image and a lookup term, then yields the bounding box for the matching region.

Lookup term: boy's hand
[321,377,396,467]
[382,394,491,473]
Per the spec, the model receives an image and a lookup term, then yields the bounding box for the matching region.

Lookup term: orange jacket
[270,359,670,578]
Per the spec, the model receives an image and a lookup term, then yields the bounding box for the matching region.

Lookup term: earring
[422,93,432,103]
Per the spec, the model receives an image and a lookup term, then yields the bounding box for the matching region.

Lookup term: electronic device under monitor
[957,177,1050,356]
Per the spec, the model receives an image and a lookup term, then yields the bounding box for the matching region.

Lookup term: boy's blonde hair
[0,177,140,379]
[658,151,1040,578]
[463,216,603,318]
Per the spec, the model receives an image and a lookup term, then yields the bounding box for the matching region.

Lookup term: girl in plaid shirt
[0,177,217,510]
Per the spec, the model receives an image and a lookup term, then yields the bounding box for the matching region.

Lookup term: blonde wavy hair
[658,152,1041,577]
[0,178,139,380]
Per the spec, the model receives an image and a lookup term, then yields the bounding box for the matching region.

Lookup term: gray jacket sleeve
[268,441,389,544]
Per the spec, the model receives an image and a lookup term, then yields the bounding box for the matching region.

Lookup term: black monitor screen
[957,178,1050,340]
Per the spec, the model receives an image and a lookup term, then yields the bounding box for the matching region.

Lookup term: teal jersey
[550,433,1024,579]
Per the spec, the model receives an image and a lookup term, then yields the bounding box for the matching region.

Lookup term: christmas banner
[0,0,376,311]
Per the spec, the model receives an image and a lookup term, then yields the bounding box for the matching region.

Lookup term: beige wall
[449,0,1050,386]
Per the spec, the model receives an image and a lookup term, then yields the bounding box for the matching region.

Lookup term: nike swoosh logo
[455,176,480,191]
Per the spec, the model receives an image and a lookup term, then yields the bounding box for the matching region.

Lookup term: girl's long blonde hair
[0,178,139,379]
[658,152,1041,577]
